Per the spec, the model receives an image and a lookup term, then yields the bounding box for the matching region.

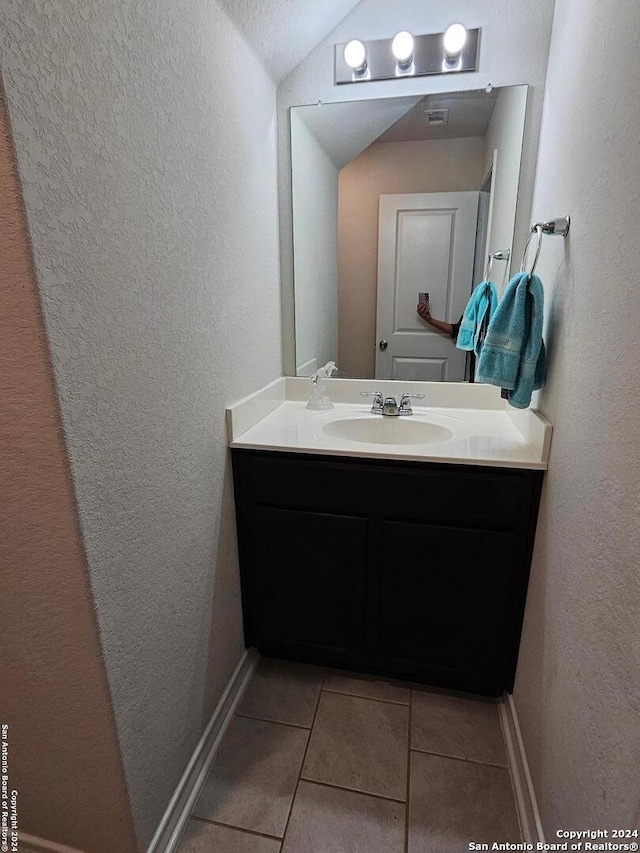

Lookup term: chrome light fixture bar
[335,27,480,85]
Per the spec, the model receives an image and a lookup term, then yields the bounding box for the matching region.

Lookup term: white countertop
[227,378,552,470]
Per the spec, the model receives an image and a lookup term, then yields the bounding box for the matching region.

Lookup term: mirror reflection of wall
[291,85,528,381]
[291,110,339,378]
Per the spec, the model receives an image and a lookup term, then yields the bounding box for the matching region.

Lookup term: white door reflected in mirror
[376,191,479,382]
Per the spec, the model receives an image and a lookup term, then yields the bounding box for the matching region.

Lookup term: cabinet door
[250,506,368,665]
[379,520,516,693]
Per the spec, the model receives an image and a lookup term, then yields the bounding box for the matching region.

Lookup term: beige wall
[514,0,640,833]
[0,85,137,852]
[338,137,485,378]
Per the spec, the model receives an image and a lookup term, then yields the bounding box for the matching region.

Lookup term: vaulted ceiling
[217,0,363,83]
[291,88,501,170]
[293,97,421,169]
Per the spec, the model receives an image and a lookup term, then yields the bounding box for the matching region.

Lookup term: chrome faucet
[360,391,425,416]
[383,396,400,416]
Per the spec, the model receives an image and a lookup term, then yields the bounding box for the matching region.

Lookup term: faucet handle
[399,392,425,415]
[360,390,384,413]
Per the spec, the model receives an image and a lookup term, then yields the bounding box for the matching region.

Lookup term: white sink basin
[322,417,453,445]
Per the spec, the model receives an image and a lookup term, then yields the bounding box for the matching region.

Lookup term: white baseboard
[499,693,545,844]
[147,648,259,853]
[17,834,86,853]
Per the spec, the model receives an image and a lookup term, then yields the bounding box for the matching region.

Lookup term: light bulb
[392,31,414,66]
[443,24,467,59]
[344,40,367,72]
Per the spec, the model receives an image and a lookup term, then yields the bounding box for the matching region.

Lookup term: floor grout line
[191,815,283,842]
[321,686,410,707]
[235,712,313,731]
[297,776,407,805]
[278,683,324,848]
[409,687,501,704]
[409,745,510,770]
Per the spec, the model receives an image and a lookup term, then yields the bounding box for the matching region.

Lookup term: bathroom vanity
[228,378,551,697]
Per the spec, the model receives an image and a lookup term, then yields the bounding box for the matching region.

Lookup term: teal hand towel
[476,271,546,408]
[456,280,499,357]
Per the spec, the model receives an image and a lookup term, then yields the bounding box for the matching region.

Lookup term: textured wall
[278,0,557,374]
[291,112,339,374]
[0,82,137,853]
[514,0,640,832]
[216,0,361,83]
[337,137,486,377]
[0,1,282,846]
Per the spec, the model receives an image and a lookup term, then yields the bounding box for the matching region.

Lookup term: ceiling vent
[425,108,449,126]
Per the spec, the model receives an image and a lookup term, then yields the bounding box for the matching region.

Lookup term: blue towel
[456,280,499,357]
[476,271,546,409]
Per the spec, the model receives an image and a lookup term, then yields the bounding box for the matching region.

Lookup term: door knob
[379,340,388,351]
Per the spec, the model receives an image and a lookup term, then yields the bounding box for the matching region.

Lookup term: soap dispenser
[306,361,338,410]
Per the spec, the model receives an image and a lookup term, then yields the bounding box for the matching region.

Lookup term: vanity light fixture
[392,31,415,70]
[343,39,367,74]
[335,26,479,85]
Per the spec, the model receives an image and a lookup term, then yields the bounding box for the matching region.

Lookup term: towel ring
[520,224,543,279]
[483,253,495,282]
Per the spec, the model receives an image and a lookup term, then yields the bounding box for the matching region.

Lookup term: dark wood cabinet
[251,506,368,663]
[379,521,516,692]
[232,449,543,697]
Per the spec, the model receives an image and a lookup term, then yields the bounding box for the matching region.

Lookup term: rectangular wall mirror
[291,84,529,381]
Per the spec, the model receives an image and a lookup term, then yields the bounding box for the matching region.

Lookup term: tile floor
[178,658,521,852]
